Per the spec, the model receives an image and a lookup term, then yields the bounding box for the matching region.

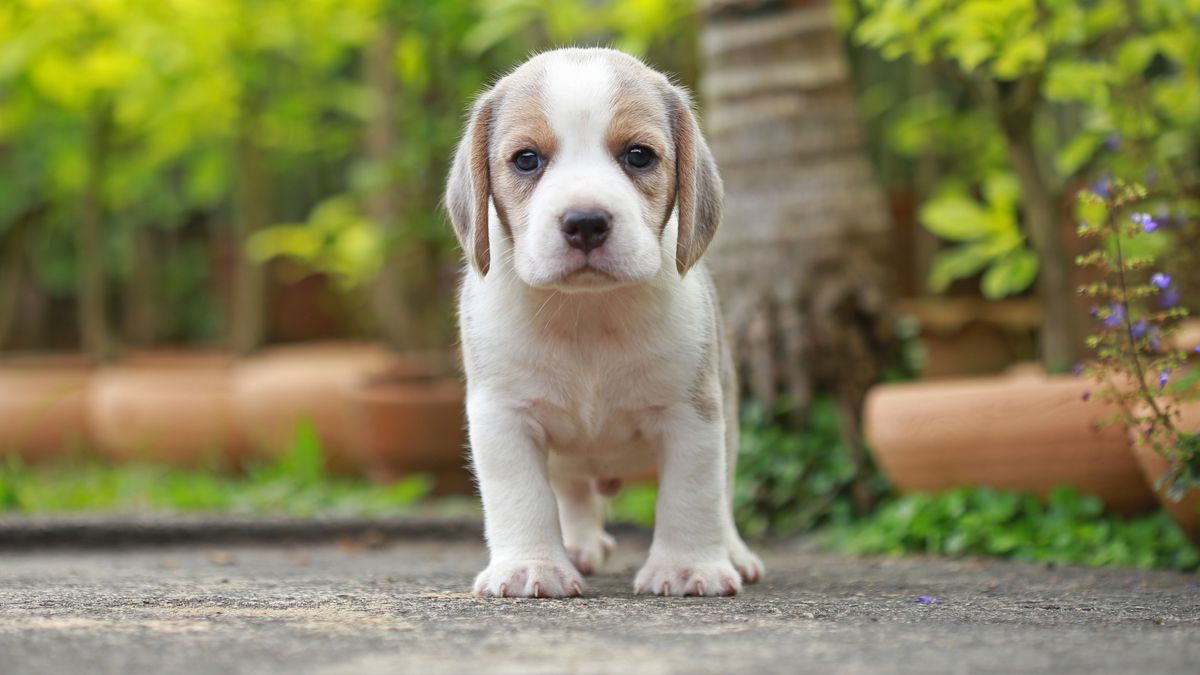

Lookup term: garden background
[2,0,1199,571]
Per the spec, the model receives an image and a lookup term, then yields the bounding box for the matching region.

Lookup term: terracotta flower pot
[88,351,244,468]
[0,354,93,463]
[1172,319,1200,358]
[231,341,394,472]
[1129,401,1200,546]
[865,370,1157,516]
[342,361,471,494]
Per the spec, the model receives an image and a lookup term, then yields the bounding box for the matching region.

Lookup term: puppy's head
[445,48,722,291]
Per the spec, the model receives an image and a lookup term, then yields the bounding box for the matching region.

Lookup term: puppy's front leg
[469,396,583,598]
[635,409,742,597]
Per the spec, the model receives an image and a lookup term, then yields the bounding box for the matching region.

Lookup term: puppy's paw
[729,541,765,584]
[634,557,741,597]
[565,531,615,576]
[474,560,584,598]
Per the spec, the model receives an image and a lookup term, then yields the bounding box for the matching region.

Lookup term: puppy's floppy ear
[445,89,499,276]
[666,84,723,276]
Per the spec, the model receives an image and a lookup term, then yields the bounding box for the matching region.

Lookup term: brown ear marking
[667,84,723,276]
[445,90,499,275]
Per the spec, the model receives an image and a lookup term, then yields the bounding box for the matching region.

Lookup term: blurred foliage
[843,0,1200,300]
[833,486,1199,571]
[0,418,434,517]
[733,396,886,537]
[0,0,696,346]
[248,197,384,291]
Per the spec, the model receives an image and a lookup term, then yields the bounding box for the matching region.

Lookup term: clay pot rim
[347,374,464,405]
[0,353,95,371]
[244,340,392,362]
[114,349,236,370]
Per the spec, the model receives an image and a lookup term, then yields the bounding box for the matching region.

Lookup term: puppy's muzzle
[561,210,610,254]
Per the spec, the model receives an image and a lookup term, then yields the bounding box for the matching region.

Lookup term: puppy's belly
[529,401,660,479]
[546,440,656,479]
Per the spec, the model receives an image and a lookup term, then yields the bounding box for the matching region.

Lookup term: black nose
[561,210,610,253]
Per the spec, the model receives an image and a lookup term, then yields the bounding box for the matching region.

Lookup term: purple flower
[1092,180,1110,198]
[1082,390,1091,402]
[916,596,943,604]
[1132,213,1158,232]
[1105,133,1121,151]
[1161,287,1181,309]
[1159,370,1171,390]
[1072,363,1085,377]
[1103,304,1126,328]
[1194,346,1200,355]
[1151,273,1172,289]
[1131,320,1148,339]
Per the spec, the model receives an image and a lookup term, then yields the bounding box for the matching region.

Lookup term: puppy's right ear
[445,90,499,276]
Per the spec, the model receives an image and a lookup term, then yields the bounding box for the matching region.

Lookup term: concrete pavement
[1,529,1198,674]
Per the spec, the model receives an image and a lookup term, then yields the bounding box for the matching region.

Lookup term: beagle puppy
[445,47,763,597]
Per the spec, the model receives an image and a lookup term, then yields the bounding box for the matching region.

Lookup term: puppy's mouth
[543,259,630,292]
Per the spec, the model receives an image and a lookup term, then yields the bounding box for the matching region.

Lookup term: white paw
[634,557,742,597]
[729,541,765,584]
[565,531,615,576]
[474,560,584,598]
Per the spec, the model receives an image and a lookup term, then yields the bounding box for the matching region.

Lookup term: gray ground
[2,530,1198,675]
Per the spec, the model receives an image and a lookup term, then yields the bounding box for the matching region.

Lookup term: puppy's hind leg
[552,475,615,576]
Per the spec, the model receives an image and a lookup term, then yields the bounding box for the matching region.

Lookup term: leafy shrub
[833,486,1199,571]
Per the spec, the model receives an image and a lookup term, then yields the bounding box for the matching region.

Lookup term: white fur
[454,49,763,598]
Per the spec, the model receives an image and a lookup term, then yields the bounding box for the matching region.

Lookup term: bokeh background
[2,0,1199,570]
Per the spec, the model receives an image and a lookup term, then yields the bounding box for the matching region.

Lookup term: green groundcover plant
[0,419,449,517]
[832,486,1198,571]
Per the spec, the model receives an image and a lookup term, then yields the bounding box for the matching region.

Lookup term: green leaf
[1055,132,1105,177]
[981,249,1039,299]
[992,33,1047,79]
[982,172,1021,212]
[919,194,995,242]
[1044,61,1114,105]
[1115,36,1159,79]
[928,244,992,293]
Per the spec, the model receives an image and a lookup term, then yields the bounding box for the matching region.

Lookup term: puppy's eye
[623,146,655,170]
[513,150,542,173]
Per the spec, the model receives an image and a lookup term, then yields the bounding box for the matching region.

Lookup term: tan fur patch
[489,72,554,239]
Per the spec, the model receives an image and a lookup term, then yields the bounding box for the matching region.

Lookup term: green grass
[0,419,445,518]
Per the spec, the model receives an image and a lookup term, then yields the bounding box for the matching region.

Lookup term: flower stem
[1108,200,1167,421]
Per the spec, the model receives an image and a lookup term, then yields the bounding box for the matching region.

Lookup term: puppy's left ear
[666,84,723,276]
[445,89,500,276]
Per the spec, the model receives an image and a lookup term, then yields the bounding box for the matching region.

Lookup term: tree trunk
[79,104,116,362]
[364,19,417,350]
[1002,116,1082,373]
[122,226,159,347]
[0,209,37,351]
[230,97,269,356]
[702,0,896,510]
